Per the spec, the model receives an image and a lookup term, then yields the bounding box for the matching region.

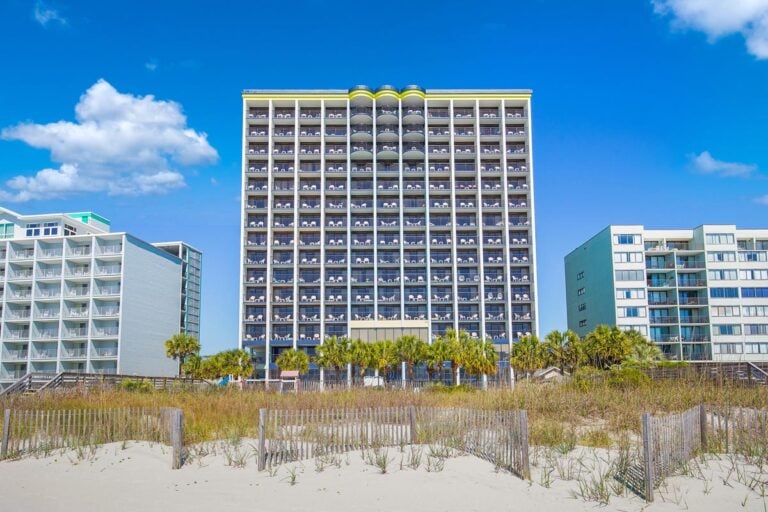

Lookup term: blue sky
[1,0,767,353]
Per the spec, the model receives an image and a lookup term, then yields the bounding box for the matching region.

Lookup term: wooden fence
[705,405,768,459]
[256,406,529,479]
[0,407,184,469]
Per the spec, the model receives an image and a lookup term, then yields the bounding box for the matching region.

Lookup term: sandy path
[0,442,766,511]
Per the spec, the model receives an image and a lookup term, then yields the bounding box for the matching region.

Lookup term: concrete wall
[564,226,617,337]
[119,235,181,376]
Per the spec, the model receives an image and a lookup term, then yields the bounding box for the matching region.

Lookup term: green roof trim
[66,212,111,226]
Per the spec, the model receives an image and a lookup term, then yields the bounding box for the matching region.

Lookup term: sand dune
[1,441,766,511]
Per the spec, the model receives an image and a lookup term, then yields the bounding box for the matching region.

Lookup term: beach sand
[1,441,766,511]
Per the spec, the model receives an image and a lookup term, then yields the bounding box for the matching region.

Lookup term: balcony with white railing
[99,243,123,256]
[4,330,30,341]
[68,246,92,257]
[65,327,88,338]
[97,264,122,276]
[11,248,35,260]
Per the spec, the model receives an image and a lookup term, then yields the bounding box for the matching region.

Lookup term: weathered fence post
[641,412,655,502]
[518,410,530,480]
[319,368,325,392]
[346,364,352,389]
[408,406,417,444]
[699,404,707,451]
[1,409,10,459]
[401,362,407,389]
[257,408,266,471]
[510,367,515,390]
[170,409,184,469]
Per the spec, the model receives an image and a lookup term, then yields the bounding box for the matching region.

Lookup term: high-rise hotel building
[0,207,202,388]
[240,85,538,374]
[565,225,768,361]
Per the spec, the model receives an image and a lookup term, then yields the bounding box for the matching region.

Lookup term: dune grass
[2,378,766,446]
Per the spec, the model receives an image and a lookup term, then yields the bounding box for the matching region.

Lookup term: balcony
[100,244,122,255]
[3,350,28,361]
[33,348,58,359]
[647,279,676,288]
[648,297,677,306]
[650,316,679,325]
[93,327,119,338]
[9,270,33,281]
[69,247,92,257]
[12,249,35,260]
[61,348,87,359]
[38,249,62,259]
[92,347,118,357]
[677,279,707,288]
[680,316,709,324]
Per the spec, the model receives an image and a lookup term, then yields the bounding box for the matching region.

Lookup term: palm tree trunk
[452,361,459,386]
[408,361,415,383]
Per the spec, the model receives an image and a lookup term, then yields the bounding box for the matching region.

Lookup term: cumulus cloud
[653,0,768,58]
[0,79,218,202]
[690,151,758,178]
[34,1,67,27]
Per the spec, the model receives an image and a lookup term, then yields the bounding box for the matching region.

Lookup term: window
[0,223,13,239]
[743,306,768,317]
[42,222,58,236]
[708,269,737,280]
[25,223,40,237]
[63,224,77,236]
[713,324,742,335]
[615,270,644,281]
[577,287,585,296]
[739,251,768,262]
[578,319,587,327]
[739,270,768,280]
[616,288,646,300]
[708,251,736,263]
[706,233,735,245]
[710,287,739,298]
[576,271,584,280]
[711,306,740,317]
[745,343,768,354]
[614,234,640,245]
[578,303,586,312]
[614,252,643,263]
[742,287,768,298]
[618,307,645,318]
[744,324,768,336]
[714,343,743,354]
[619,325,648,335]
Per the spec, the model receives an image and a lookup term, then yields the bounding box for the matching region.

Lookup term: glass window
[742,287,768,298]
[744,324,768,336]
[0,223,14,239]
[616,288,646,300]
[42,222,58,236]
[614,234,640,245]
[739,270,768,280]
[706,233,735,245]
[577,287,585,296]
[743,306,768,317]
[711,306,740,317]
[713,324,741,335]
[615,270,644,281]
[710,288,739,298]
[714,343,743,354]
[614,252,643,263]
[739,251,768,262]
[708,269,737,280]
[618,307,645,318]
[576,271,584,280]
[707,251,736,262]
[25,223,40,237]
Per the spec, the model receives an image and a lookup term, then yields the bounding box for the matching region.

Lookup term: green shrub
[571,366,605,391]
[606,367,649,390]
[423,383,476,394]
[118,378,154,393]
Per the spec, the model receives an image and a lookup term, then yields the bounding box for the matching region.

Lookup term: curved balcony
[403,107,424,123]
[351,126,373,142]
[377,144,399,159]
[376,126,399,142]
[403,126,424,142]
[376,107,398,124]
[350,107,373,123]
[403,144,425,159]
[351,145,373,160]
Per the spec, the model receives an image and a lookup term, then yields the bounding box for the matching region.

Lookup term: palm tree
[395,335,427,382]
[371,340,397,383]
[275,348,310,375]
[442,328,474,386]
[543,330,567,369]
[182,353,203,378]
[348,339,373,383]
[510,334,545,379]
[164,333,201,377]
[316,336,350,381]
[198,349,253,379]
[425,337,451,383]
[583,325,632,369]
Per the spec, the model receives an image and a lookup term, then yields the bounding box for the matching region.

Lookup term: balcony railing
[3,350,28,360]
[650,316,679,324]
[93,347,118,357]
[93,328,119,337]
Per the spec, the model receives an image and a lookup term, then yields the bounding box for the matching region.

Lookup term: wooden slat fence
[0,407,183,469]
[705,405,768,460]
[638,406,705,502]
[256,406,529,479]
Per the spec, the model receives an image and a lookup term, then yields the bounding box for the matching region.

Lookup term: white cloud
[690,150,758,177]
[34,1,67,27]
[756,195,768,205]
[145,60,158,72]
[0,79,218,202]
[653,0,768,58]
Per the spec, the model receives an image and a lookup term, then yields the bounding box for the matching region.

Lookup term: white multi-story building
[240,85,538,377]
[0,207,201,387]
[565,225,768,361]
